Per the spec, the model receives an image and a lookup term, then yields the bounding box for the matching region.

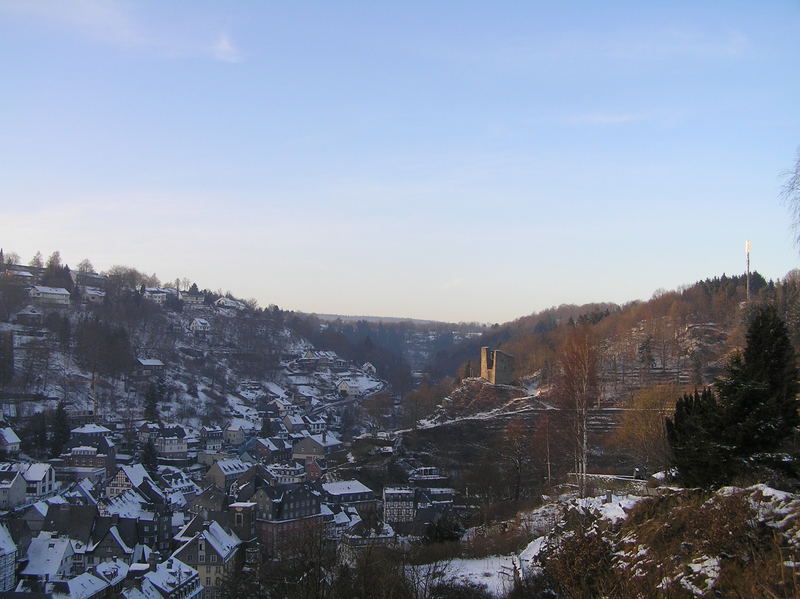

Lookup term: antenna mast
[746,240,751,302]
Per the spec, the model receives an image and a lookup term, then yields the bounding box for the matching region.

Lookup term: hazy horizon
[3,1,799,322]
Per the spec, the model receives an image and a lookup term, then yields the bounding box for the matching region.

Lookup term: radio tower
[746,240,751,302]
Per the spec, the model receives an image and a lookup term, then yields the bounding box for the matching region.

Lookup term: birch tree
[557,325,599,497]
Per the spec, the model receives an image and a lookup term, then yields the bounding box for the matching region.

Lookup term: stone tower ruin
[480,346,514,386]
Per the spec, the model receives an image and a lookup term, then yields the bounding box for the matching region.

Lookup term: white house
[29,285,70,306]
[180,290,206,306]
[189,318,211,336]
[0,427,20,456]
[21,532,75,580]
[214,297,246,311]
[12,463,57,499]
[362,362,377,376]
[143,288,167,304]
[337,380,360,396]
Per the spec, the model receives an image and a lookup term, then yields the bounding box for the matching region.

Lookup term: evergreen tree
[142,439,159,474]
[666,389,726,486]
[716,304,799,455]
[144,382,160,422]
[667,305,800,486]
[49,401,71,457]
[0,332,13,387]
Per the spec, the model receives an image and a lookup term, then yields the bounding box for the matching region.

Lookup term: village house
[143,288,167,304]
[0,469,26,509]
[20,532,76,580]
[120,556,203,599]
[29,285,71,306]
[13,305,43,327]
[106,464,155,499]
[189,318,210,337]
[322,479,375,509]
[8,462,58,500]
[250,482,324,558]
[0,427,20,456]
[0,524,16,592]
[204,459,249,492]
[214,297,246,311]
[172,520,242,599]
[81,287,106,305]
[200,426,223,451]
[292,432,344,462]
[180,290,206,306]
[223,423,246,447]
[362,362,377,376]
[382,487,415,528]
[134,358,166,379]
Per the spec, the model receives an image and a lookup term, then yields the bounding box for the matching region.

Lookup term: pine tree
[144,382,160,422]
[666,389,727,486]
[716,304,799,455]
[667,305,800,486]
[49,401,71,457]
[142,439,159,474]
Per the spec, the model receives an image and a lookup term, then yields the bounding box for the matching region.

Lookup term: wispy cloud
[0,0,245,62]
[211,32,243,63]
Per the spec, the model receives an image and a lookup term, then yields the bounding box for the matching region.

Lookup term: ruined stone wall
[480,346,514,385]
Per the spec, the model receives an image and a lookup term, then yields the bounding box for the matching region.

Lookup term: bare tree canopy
[781,147,800,248]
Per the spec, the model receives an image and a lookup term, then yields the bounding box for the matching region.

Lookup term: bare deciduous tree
[781,147,800,248]
[557,325,599,497]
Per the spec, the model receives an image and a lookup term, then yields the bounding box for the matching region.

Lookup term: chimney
[322,431,327,443]
[148,550,160,572]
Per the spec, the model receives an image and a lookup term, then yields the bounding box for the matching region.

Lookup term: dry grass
[530,486,800,598]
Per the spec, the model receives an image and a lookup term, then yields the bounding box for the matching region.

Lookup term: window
[206,577,211,586]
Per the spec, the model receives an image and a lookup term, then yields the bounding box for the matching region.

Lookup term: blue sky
[2,1,799,322]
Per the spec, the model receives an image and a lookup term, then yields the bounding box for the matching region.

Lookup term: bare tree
[781,147,800,248]
[557,325,599,497]
[77,259,94,273]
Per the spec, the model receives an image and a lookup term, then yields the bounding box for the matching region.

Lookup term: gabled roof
[72,423,112,434]
[0,427,20,445]
[120,464,154,488]
[21,533,73,577]
[31,285,70,295]
[322,480,373,497]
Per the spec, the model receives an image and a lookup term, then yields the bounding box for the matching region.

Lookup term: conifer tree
[716,304,799,455]
[666,389,726,486]
[49,401,71,457]
[144,382,160,422]
[142,439,159,474]
[667,304,799,486]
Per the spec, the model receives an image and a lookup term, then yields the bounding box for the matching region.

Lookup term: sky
[2,1,799,323]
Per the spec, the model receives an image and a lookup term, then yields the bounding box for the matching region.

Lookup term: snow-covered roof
[137,358,164,367]
[72,423,112,434]
[191,318,210,326]
[322,480,373,497]
[60,572,108,599]
[0,427,20,445]
[21,533,73,577]
[93,560,130,586]
[17,462,52,482]
[121,464,153,488]
[31,285,70,295]
[308,433,342,448]
[215,459,248,475]
[145,557,198,595]
[0,523,15,553]
[203,521,240,559]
